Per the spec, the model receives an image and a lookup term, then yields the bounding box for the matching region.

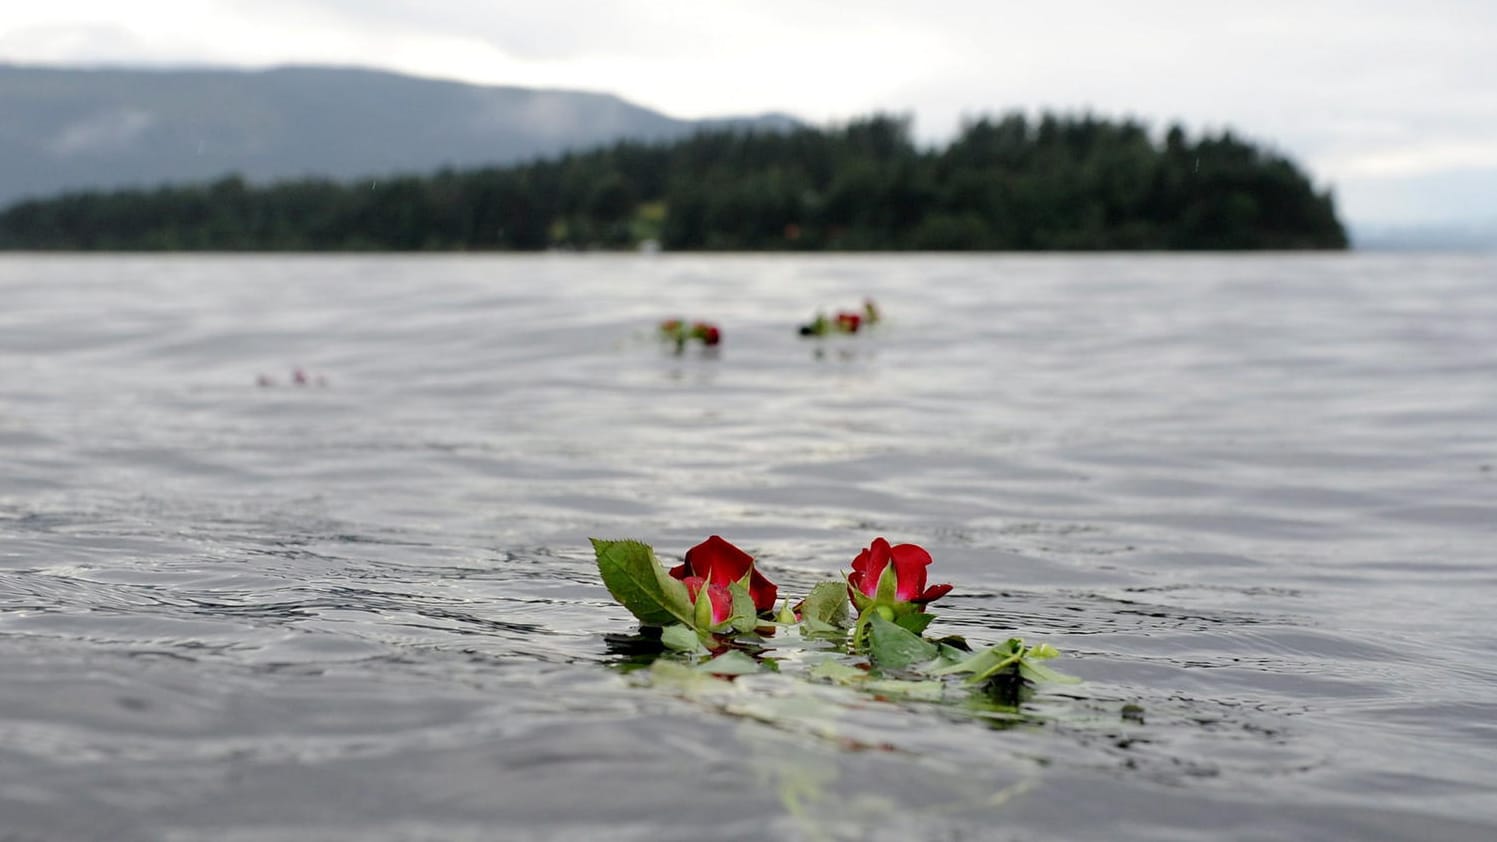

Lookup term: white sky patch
[1334,142,1497,180]
[2,0,1496,226]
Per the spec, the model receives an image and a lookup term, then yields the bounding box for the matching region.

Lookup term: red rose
[835,312,862,333]
[848,537,952,605]
[681,576,734,624]
[670,535,777,613]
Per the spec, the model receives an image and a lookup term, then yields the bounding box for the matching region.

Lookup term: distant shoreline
[0,114,1347,252]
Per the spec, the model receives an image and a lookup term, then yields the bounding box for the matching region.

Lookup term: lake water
[1,253,1494,841]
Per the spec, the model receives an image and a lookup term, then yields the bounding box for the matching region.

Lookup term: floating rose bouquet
[592,535,1075,701]
[798,298,881,337]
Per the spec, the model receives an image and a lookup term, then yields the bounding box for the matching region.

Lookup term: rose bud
[669,535,777,614]
[682,576,734,626]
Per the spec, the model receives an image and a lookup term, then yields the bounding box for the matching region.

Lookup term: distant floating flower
[691,322,721,346]
[659,318,721,351]
[799,299,881,337]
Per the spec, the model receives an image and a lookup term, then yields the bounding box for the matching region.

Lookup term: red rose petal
[679,535,777,614]
[888,542,933,602]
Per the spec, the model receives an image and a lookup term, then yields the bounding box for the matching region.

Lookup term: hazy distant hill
[0,63,798,207]
[1351,221,1497,252]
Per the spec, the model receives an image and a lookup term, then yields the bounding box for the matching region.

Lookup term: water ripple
[2,254,1496,840]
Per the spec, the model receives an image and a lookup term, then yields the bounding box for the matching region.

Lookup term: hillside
[0,63,796,207]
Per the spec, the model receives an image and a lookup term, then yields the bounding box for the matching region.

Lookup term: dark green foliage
[0,112,1347,251]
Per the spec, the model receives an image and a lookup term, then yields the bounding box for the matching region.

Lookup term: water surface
[1,253,1495,840]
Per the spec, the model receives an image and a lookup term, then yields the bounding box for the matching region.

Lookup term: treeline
[0,113,1347,251]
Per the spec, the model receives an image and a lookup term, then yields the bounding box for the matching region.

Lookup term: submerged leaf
[698,649,762,676]
[864,679,945,702]
[809,660,868,686]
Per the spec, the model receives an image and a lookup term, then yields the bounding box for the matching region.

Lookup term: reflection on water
[1,253,1496,840]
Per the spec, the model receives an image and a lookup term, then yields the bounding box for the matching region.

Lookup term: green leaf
[728,580,759,634]
[660,623,708,653]
[1017,658,1082,685]
[934,642,971,665]
[929,640,1024,683]
[799,581,851,632]
[930,638,1080,685]
[932,634,971,651]
[867,612,938,671]
[893,611,935,636]
[592,538,693,627]
[698,649,761,676]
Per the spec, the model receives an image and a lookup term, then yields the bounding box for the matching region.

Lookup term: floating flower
[847,537,952,608]
[800,300,880,337]
[591,536,1075,697]
[669,535,777,614]
[659,318,720,350]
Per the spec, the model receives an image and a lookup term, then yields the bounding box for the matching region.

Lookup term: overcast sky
[4,0,1494,229]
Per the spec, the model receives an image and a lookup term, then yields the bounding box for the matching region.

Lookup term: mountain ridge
[0,62,799,207]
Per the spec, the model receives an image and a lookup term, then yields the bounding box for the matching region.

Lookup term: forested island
[0,113,1347,251]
